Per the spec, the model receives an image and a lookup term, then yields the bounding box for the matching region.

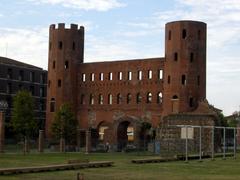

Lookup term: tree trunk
[24,136,30,155]
[60,137,65,152]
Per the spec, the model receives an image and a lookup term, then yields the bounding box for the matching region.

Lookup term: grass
[0,152,240,180]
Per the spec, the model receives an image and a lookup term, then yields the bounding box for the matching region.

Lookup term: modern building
[0,57,47,136]
[46,20,217,150]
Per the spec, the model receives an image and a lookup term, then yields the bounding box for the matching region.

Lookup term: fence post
[199,126,202,162]
[185,126,188,163]
[38,130,44,153]
[0,112,5,153]
[234,128,236,159]
[211,126,215,160]
[223,127,226,160]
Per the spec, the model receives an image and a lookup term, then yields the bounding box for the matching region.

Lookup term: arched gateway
[114,116,141,151]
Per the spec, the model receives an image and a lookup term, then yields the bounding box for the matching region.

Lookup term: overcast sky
[0,0,239,115]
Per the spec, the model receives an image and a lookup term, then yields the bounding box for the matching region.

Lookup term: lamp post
[0,100,8,153]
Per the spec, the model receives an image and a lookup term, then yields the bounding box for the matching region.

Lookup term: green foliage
[11,90,36,138]
[218,112,228,127]
[141,122,152,130]
[228,118,238,127]
[51,103,77,144]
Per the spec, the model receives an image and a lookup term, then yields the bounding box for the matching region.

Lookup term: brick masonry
[46,21,216,150]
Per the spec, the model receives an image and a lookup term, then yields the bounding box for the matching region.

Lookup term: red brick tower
[46,23,84,137]
[163,21,207,115]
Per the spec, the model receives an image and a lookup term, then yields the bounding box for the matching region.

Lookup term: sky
[0,0,239,115]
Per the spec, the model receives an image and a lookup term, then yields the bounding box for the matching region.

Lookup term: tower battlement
[50,23,84,32]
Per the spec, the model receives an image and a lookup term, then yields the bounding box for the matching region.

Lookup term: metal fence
[1,125,240,161]
[155,125,239,161]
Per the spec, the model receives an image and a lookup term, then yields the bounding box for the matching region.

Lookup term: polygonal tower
[46,23,84,137]
[163,21,207,115]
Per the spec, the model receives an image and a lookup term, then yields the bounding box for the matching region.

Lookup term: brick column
[0,112,5,153]
[85,130,91,154]
[38,130,44,153]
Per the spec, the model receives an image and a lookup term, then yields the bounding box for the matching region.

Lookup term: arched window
[50,98,55,112]
[128,71,132,80]
[108,94,112,105]
[72,42,76,50]
[147,92,152,103]
[127,93,132,104]
[100,73,104,81]
[99,94,103,105]
[157,92,163,104]
[148,70,152,79]
[182,75,186,85]
[58,41,63,49]
[174,52,178,61]
[52,61,55,69]
[90,94,94,105]
[118,72,122,80]
[117,93,122,104]
[138,71,142,80]
[172,95,178,99]
[189,97,194,107]
[82,73,86,82]
[136,93,142,104]
[158,69,163,80]
[168,76,171,84]
[182,29,187,39]
[65,61,69,69]
[190,53,194,62]
[109,72,113,80]
[58,79,61,87]
[90,73,95,81]
[168,30,171,40]
[81,94,85,104]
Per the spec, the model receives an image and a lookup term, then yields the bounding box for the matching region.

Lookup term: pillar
[38,130,44,152]
[85,130,91,154]
[76,129,81,151]
[0,112,5,153]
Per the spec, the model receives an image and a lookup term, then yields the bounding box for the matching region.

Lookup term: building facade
[0,57,47,136]
[46,21,214,150]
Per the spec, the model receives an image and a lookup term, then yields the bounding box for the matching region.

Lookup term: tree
[11,90,36,154]
[51,103,77,150]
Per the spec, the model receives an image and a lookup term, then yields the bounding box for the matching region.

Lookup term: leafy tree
[51,103,77,145]
[11,90,36,153]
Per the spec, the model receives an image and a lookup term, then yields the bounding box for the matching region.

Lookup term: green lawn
[0,152,240,180]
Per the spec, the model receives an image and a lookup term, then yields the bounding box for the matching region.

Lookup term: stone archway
[117,121,131,151]
[97,121,110,143]
[115,116,140,151]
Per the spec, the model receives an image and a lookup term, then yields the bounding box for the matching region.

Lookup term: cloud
[85,35,146,62]
[28,0,125,11]
[120,0,240,48]
[0,27,48,70]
